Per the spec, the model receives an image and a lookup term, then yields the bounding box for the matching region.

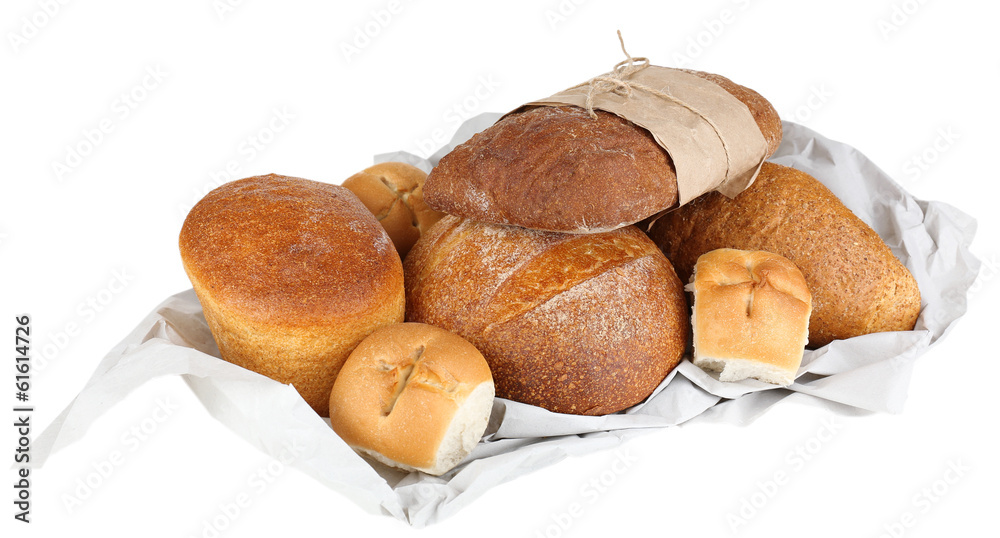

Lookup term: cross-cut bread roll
[690,249,812,386]
[328,323,494,476]
[342,162,445,259]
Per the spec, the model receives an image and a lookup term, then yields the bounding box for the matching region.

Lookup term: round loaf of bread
[404,216,689,415]
[179,174,405,417]
[342,162,445,259]
[329,322,494,476]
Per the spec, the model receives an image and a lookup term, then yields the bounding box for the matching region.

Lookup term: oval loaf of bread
[423,69,782,234]
[646,162,921,348]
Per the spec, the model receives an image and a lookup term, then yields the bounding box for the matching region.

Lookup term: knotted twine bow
[570,31,734,180]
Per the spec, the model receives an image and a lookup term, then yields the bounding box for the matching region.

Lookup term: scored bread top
[329,322,493,472]
[690,249,811,385]
[423,69,782,234]
[693,249,812,306]
[179,174,403,326]
[692,249,811,372]
[404,216,689,415]
[342,162,445,259]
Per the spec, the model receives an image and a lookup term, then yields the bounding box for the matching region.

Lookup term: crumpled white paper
[31,117,980,527]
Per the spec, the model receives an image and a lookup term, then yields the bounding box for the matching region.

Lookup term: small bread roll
[342,162,445,259]
[179,174,405,417]
[329,323,494,476]
[690,249,812,386]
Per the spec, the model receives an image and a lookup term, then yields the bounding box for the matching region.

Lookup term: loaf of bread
[404,216,689,415]
[329,323,494,476]
[423,69,782,234]
[179,174,405,417]
[647,162,921,347]
[690,249,812,386]
[342,162,445,259]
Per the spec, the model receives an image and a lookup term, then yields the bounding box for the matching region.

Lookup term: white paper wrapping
[31,118,980,527]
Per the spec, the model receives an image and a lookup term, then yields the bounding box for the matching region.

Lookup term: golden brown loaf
[403,216,689,415]
[342,162,445,259]
[329,322,494,476]
[179,174,405,417]
[646,162,921,347]
[423,69,782,234]
[690,249,812,386]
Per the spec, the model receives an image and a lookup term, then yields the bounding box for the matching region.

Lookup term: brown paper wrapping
[521,65,768,205]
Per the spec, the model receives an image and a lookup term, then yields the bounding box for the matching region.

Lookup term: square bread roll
[689,248,812,386]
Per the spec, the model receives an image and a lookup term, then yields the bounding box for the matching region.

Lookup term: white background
[3,0,998,536]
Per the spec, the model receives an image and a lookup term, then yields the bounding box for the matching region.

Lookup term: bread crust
[342,162,445,259]
[423,69,782,233]
[691,249,812,385]
[179,174,405,416]
[404,216,689,415]
[647,163,921,347]
[328,322,493,475]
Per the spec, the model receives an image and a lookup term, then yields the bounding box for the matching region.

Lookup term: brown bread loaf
[179,174,405,416]
[403,216,689,415]
[646,162,921,347]
[423,69,782,234]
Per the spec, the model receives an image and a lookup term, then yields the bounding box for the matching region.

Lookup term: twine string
[572,31,733,180]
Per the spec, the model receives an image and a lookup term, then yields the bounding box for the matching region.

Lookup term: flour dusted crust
[403,216,688,415]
